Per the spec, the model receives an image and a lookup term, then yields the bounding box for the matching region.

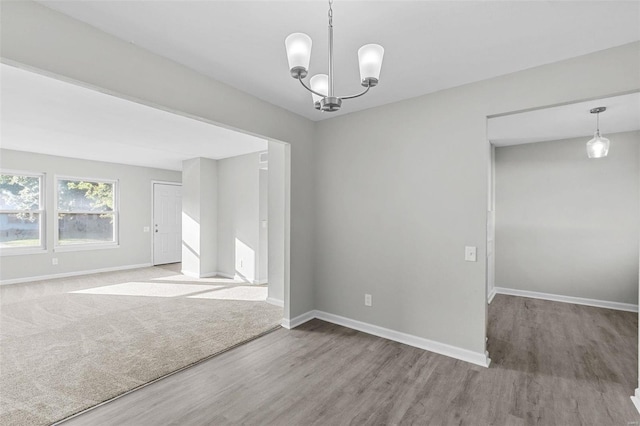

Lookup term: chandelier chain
[328,0,333,27]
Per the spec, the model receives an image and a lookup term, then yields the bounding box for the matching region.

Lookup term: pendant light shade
[586,106,610,159]
[586,131,610,159]
[357,44,384,86]
[285,33,312,78]
[310,74,329,108]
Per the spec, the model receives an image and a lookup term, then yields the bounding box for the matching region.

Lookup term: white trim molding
[266,297,284,307]
[280,309,491,368]
[314,311,491,368]
[0,263,152,286]
[281,310,315,330]
[494,287,638,313]
[631,388,640,414]
[488,287,497,304]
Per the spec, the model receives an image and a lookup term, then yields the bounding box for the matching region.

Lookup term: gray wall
[1,0,315,318]
[0,149,181,281]
[259,167,268,284]
[314,43,640,355]
[217,152,261,283]
[268,141,286,303]
[495,131,640,304]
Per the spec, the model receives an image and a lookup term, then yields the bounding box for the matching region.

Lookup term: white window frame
[0,170,46,256]
[54,175,119,252]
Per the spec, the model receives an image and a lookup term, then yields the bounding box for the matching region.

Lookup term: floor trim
[632,388,640,415]
[0,263,152,286]
[488,287,497,304]
[282,309,490,368]
[281,310,315,329]
[494,287,638,312]
[53,325,282,425]
[266,297,284,307]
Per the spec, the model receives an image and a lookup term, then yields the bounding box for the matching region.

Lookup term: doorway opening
[485,91,640,413]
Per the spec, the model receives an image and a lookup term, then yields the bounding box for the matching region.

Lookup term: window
[56,177,118,249]
[0,171,45,253]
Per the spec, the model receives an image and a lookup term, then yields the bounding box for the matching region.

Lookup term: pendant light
[586,107,610,159]
[284,0,384,112]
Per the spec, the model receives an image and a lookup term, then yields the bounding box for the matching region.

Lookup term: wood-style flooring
[61,294,639,425]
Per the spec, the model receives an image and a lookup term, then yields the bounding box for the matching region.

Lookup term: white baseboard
[0,263,153,286]
[281,310,315,329]
[314,310,491,368]
[631,388,640,414]
[216,272,235,280]
[280,309,490,368]
[266,297,284,307]
[494,287,638,312]
[488,287,497,304]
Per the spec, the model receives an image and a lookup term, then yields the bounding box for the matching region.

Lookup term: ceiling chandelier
[586,107,610,159]
[284,0,384,112]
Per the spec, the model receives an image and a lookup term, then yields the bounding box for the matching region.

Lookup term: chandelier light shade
[285,33,312,78]
[310,74,329,107]
[586,107,610,159]
[284,0,384,112]
[358,44,384,86]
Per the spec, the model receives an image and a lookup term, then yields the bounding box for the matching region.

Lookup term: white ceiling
[39,1,640,121]
[0,64,267,171]
[488,92,640,146]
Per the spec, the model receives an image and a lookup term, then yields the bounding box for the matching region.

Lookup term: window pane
[0,212,42,248]
[58,180,114,212]
[58,213,115,245]
[0,174,40,210]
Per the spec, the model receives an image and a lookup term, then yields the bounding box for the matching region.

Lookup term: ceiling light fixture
[284,0,384,112]
[586,107,610,159]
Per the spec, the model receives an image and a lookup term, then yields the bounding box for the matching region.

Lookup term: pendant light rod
[328,0,334,97]
[590,106,606,133]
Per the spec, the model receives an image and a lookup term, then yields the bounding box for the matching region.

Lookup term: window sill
[54,243,120,253]
[0,247,47,257]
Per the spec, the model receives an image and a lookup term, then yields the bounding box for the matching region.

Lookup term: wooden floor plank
[62,295,640,425]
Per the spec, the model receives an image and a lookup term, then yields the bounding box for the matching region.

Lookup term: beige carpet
[0,264,283,425]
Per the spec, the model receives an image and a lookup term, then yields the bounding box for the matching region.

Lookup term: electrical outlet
[365,294,372,307]
[52,258,59,265]
[465,246,477,262]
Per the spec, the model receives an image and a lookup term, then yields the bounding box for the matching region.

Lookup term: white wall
[314,43,640,357]
[494,131,639,304]
[1,0,313,318]
[217,152,261,283]
[181,157,218,278]
[0,149,181,282]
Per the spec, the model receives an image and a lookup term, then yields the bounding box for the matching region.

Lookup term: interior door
[153,183,182,265]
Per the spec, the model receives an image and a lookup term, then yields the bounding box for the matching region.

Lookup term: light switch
[143,226,150,232]
[465,246,477,262]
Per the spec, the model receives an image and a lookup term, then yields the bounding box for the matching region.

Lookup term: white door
[153,183,182,265]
